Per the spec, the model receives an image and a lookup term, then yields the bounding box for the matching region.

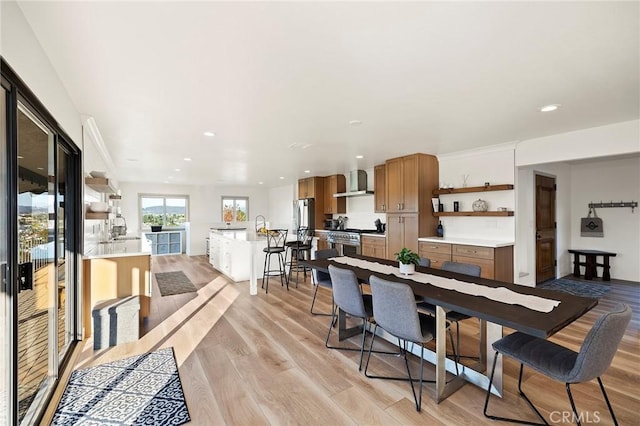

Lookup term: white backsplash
[335,195,386,230]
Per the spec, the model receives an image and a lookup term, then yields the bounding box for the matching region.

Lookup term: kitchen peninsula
[82,238,152,337]
[209,228,315,295]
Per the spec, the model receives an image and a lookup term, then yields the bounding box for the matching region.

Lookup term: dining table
[299,254,597,403]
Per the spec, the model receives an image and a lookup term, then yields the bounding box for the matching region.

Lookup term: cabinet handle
[401,202,404,210]
[397,203,400,210]
[430,245,438,249]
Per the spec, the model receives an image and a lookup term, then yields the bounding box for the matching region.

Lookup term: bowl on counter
[150,225,163,232]
[89,202,109,212]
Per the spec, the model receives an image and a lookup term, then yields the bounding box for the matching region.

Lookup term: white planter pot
[399,262,415,275]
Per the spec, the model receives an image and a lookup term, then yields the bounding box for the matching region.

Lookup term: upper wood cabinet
[298,176,322,199]
[323,174,346,214]
[374,164,386,213]
[385,153,438,214]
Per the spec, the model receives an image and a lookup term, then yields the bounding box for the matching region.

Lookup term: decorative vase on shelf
[472,199,489,212]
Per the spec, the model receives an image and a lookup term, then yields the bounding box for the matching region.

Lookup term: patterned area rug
[52,347,190,425]
[155,271,197,296]
[538,278,611,298]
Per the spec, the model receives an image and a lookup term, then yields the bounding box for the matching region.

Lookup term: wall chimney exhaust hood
[334,170,374,197]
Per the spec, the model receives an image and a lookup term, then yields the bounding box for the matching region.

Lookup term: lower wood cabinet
[361,235,386,259]
[418,240,513,282]
[316,231,329,251]
[82,254,151,338]
[386,213,419,260]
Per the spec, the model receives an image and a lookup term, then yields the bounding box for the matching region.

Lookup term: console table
[568,249,616,281]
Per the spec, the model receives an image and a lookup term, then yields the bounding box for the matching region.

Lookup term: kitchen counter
[84,237,152,259]
[418,236,513,248]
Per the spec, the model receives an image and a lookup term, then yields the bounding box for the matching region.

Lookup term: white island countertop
[418,236,514,248]
[84,237,152,259]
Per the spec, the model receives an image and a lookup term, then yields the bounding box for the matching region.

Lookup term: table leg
[337,307,363,341]
[572,253,581,277]
[603,255,612,281]
[584,254,596,280]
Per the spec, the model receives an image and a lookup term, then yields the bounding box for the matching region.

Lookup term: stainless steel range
[327,229,381,256]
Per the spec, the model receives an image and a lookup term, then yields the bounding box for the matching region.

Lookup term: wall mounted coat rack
[588,201,637,213]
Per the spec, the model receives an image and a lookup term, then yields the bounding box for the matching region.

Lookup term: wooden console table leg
[572,253,581,277]
[584,254,596,280]
[603,256,612,281]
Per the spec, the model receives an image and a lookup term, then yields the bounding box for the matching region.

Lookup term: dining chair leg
[484,355,548,425]
[566,384,581,426]
[597,377,619,426]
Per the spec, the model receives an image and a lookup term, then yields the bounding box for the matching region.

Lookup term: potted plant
[395,247,420,275]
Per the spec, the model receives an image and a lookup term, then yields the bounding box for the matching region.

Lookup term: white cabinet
[145,231,182,255]
[209,232,256,282]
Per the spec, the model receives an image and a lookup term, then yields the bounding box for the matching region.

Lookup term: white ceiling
[17,1,639,187]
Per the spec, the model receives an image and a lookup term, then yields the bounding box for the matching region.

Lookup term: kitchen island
[83,237,152,337]
[209,229,316,295]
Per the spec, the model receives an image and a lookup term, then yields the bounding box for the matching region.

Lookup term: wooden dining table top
[300,254,597,339]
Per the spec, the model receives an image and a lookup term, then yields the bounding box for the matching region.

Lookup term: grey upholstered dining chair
[325,265,397,370]
[364,275,458,412]
[310,248,339,315]
[417,260,481,361]
[418,257,431,267]
[484,303,631,425]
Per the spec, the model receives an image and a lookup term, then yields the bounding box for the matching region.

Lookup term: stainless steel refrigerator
[296,198,315,230]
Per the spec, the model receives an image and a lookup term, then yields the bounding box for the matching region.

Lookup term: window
[140,194,189,228]
[222,196,248,222]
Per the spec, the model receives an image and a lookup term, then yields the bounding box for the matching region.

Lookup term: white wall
[268,184,295,230]
[436,144,517,241]
[119,181,269,256]
[569,157,640,281]
[515,121,640,284]
[516,120,639,166]
[0,1,82,146]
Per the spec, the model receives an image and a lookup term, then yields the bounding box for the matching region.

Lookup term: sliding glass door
[2,60,81,425]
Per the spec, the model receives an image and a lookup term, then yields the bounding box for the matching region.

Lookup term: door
[386,158,403,213]
[536,174,556,283]
[386,214,403,260]
[1,78,10,424]
[374,164,386,213]
[401,155,419,212]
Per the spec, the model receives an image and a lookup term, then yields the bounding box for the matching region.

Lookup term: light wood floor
[71,255,639,425]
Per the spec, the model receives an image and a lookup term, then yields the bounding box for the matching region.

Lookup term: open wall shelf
[434,211,514,217]
[433,184,514,195]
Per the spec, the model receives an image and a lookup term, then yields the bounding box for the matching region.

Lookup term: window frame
[221,196,249,222]
[139,193,190,229]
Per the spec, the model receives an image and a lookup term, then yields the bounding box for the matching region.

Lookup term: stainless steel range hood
[334,170,374,197]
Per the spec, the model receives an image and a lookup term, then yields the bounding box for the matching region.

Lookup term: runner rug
[538,278,611,299]
[155,271,198,296]
[52,347,190,425]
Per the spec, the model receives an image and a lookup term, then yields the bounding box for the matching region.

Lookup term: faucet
[255,215,266,232]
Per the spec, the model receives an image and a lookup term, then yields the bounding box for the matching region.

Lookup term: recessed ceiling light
[163,181,169,184]
[279,176,284,180]
[349,120,362,126]
[174,168,181,172]
[258,181,264,185]
[539,104,560,112]
[203,131,216,137]
[355,155,364,159]
[304,170,311,174]
[126,158,139,162]
[183,157,192,162]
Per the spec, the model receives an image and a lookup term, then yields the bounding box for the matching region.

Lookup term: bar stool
[285,227,312,287]
[261,229,288,294]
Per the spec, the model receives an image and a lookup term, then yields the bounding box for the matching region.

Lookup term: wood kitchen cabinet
[323,174,346,214]
[361,235,386,259]
[298,176,323,199]
[385,153,438,214]
[374,164,386,213]
[386,213,420,259]
[315,231,329,251]
[418,240,514,282]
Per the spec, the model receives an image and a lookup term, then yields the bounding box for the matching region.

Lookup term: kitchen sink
[115,236,142,240]
[213,227,247,231]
